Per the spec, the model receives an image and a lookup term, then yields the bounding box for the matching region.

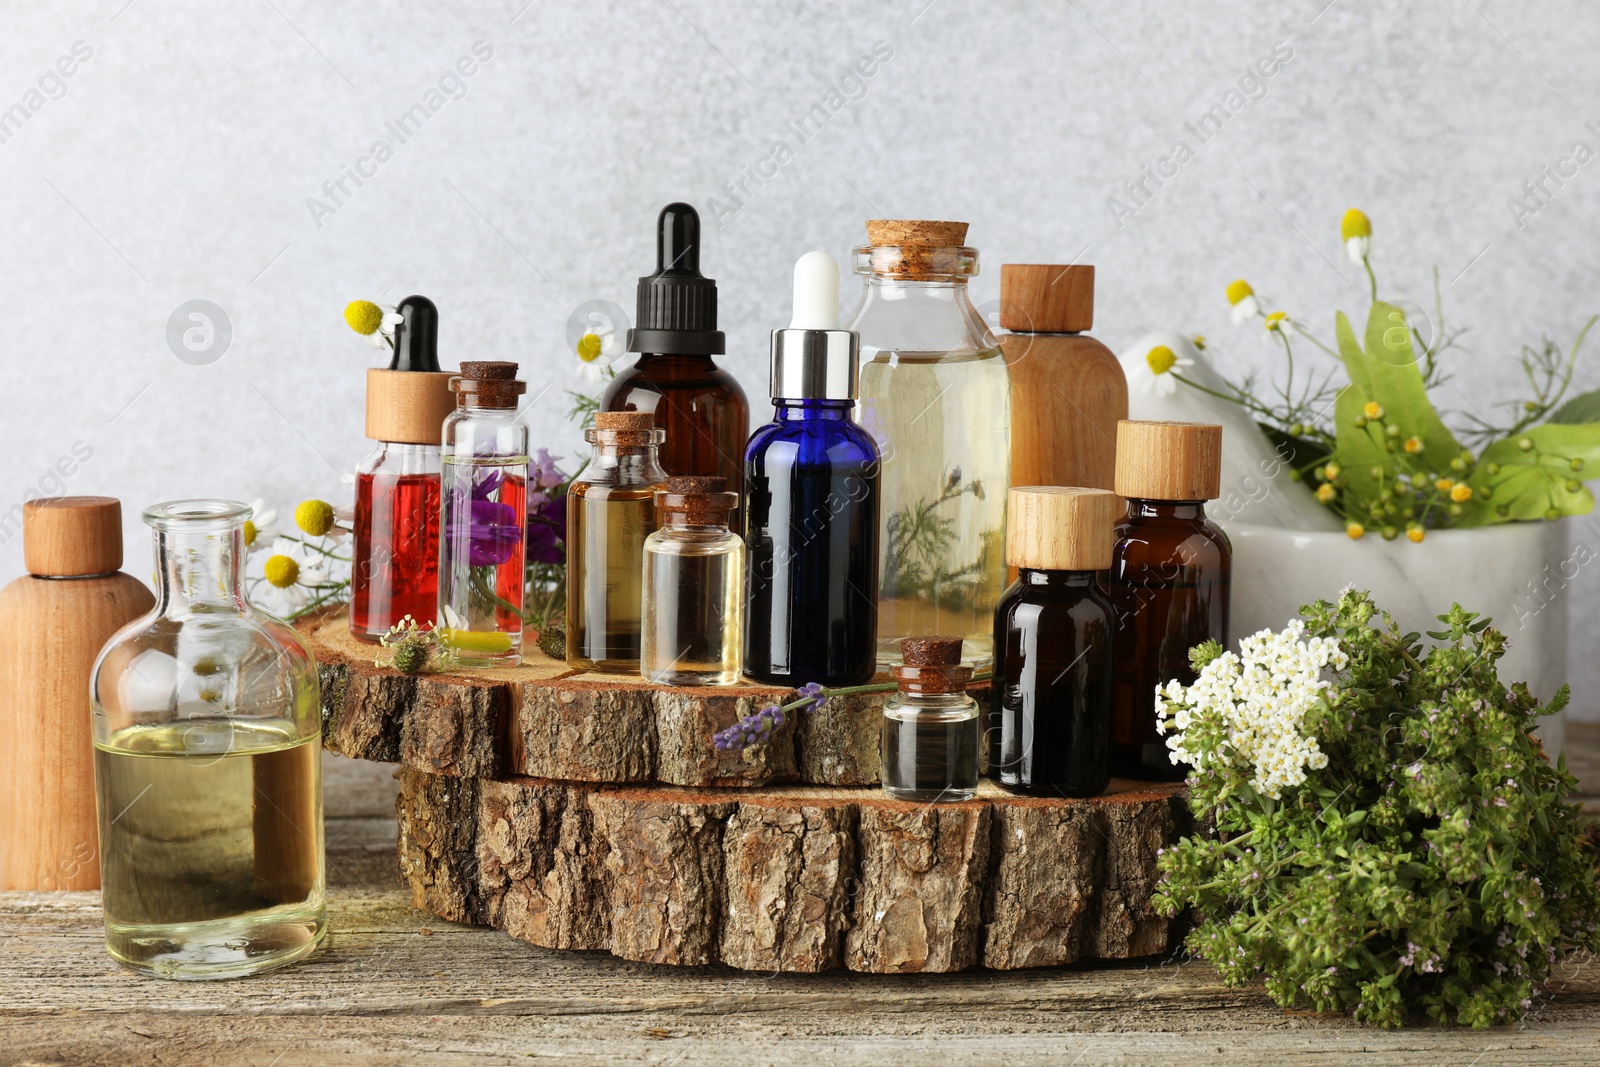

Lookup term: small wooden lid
[893,635,972,694]
[1006,487,1118,570]
[865,220,969,247]
[655,476,736,526]
[24,496,122,576]
[596,411,656,431]
[999,264,1094,333]
[1114,420,1223,501]
[365,368,457,444]
[452,361,526,409]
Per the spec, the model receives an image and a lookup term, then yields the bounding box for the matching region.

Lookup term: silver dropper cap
[769,250,859,401]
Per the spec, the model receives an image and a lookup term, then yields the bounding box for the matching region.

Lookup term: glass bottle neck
[774,399,854,421]
[1127,499,1207,521]
[153,526,248,617]
[1019,568,1099,588]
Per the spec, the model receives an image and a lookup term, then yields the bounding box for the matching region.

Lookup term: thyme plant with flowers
[1167,210,1600,542]
[1154,590,1600,1028]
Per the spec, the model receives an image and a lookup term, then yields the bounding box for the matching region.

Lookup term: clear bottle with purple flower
[438,362,529,667]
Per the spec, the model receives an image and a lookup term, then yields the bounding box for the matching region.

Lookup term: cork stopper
[451,361,526,409]
[892,635,973,695]
[655,475,737,528]
[588,409,664,449]
[595,411,656,431]
[1006,487,1118,571]
[365,368,456,444]
[999,264,1095,333]
[23,496,123,577]
[860,220,976,280]
[1114,420,1223,501]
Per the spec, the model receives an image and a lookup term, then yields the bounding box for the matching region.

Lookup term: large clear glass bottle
[641,476,744,686]
[880,636,979,803]
[849,220,1011,670]
[89,499,325,979]
[438,361,530,667]
[351,295,455,641]
[566,410,668,672]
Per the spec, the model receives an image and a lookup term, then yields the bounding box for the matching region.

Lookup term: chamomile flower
[575,322,619,383]
[344,300,403,350]
[1132,343,1194,397]
[1227,279,1260,323]
[242,499,279,554]
[255,552,309,616]
[1264,311,1289,332]
[1341,208,1372,264]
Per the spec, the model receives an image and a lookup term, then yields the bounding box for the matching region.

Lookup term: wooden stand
[309,613,1191,973]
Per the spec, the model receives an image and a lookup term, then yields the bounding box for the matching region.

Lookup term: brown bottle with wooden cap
[998,265,1127,491]
[0,497,154,890]
[1108,421,1231,781]
[881,635,980,802]
[992,487,1119,797]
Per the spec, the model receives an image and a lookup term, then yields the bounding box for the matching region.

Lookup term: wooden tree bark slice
[395,767,1189,974]
[311,615,988,789]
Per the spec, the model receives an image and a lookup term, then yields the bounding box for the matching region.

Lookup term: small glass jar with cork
[641,476,744,686]
[1108,420,1231,781]
[566,410,668,672]
[991,486,1119,797]
[880,636,980,803]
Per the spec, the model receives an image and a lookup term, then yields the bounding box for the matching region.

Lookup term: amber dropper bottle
[602,202,749,531]
[1108,420,1231,781]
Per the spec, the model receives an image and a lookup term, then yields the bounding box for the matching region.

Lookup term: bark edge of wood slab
[395,767,1189,973]
[309,614,987,787]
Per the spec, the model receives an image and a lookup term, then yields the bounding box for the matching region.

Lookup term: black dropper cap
[625,203,726,356]
[389,295,441,371]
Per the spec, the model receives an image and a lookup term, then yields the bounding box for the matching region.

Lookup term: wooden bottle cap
[865,220,969,247]
[365,368,457,445]
[1006,487,1118,570]
[1114,420,1223,501]
[999,264,1094,333]
[655,476,736,526]
[595,411,656,431]
[893,635,972,694]
[24,496,123,576]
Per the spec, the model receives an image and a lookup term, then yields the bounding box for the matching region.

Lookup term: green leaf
[1460,423,1600,525]
[1546,388,1600,425]
[1360,302,1462,466]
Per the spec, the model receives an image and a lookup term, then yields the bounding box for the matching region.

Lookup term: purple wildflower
[445,468,524,567]
[713,681,832,753]
[527,488,567,566]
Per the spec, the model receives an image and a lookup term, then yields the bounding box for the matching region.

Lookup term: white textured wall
[3,0,1597,710]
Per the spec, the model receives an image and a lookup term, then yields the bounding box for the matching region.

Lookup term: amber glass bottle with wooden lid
[1108,421,1230,781]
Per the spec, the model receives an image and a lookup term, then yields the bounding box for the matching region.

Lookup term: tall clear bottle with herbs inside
[641,476,744,686]
[566,411,668,672]
[850,219,1011,669]
[438,361,529,667]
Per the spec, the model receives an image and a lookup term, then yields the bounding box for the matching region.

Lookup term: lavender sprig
[712,676,988,754]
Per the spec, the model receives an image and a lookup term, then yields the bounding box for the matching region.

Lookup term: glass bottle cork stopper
[892,635,973,694]
[451,361,526,409]
[998,264,1095,333]
[654,475,737,527]
[1006,486,1119,571]
[590,409,665,448]
[23,496,122,577]
[1114,419,1223,501]
[858,219,975,279]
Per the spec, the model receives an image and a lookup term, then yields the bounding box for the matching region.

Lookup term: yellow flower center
[1192,334,1207,350]
[295,499,336,537]
[576,332,604,364]
[1434,478,1454,492]
[243,520,259,546]
[1345,522,1365,540]
[1450,483,1473,502]
[1407,526,1425,543]
[1225,279,1254,306]
[1264,312,1288,331]
[264,554,300,589]
[345,300,384,336]
[1403,437,1422,454]
[1340,208,1372,240]
[1363,401,1384,420]
[1145,345,1178,376]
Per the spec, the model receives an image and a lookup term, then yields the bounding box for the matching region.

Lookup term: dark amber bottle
[602,203,748,531]
[992,487,1118,797]
[1108,421,1230,781]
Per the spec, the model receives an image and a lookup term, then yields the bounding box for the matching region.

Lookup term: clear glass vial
[880,636,979,803]
[849,220,1011,670]
[89,499,325,980]
[438,361,530,667]
[567,410,668,672]
[641,476,745,686]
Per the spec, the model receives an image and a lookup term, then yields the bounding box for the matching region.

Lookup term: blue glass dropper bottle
[744,251,881,687]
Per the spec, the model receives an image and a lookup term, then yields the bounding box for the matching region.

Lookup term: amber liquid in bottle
[567,483,657,671]
[1108,500,1231,780]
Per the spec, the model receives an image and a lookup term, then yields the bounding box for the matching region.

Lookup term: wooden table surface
[4,727,1600,1066]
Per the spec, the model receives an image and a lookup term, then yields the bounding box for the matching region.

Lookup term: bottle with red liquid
[350,296,456,641]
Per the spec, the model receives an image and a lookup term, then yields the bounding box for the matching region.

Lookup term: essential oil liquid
[880,703,980,802]
[642,531,743,685]
[438,456,527,665]
[351,470,441,637]
[95,721,325,980]
[858,348,1010,669]
[567,483,657,672]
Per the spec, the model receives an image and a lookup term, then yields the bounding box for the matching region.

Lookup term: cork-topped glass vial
[880,636,979,803]
[992,487,1118,797]
[641,476,745,686]
[351,296,455,640]
[850,220,1011,670]
[1108,421,1231,780]
[566,411,668,672]
[438,362,529,667]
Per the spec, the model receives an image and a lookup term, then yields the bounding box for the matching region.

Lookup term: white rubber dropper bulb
[789,250,840,330]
